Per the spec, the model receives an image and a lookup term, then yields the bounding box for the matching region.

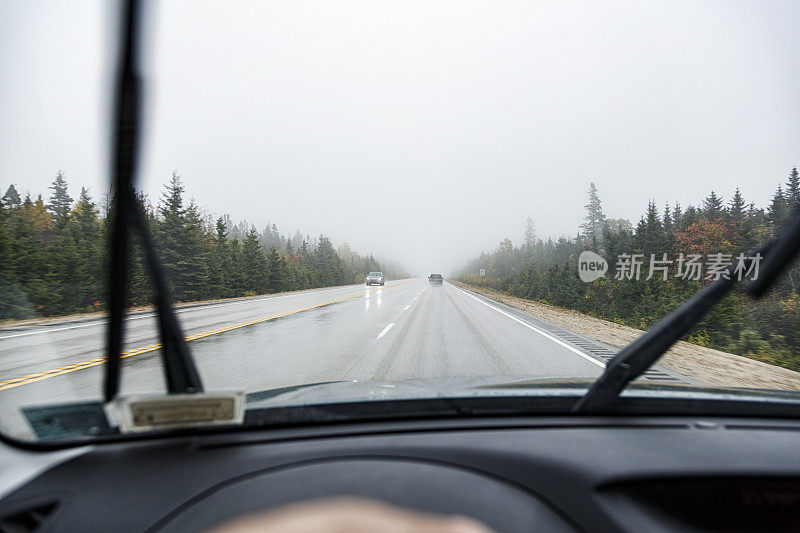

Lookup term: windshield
[1,0,799,443]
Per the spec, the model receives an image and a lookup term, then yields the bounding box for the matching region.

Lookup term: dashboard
[1,415,800,532]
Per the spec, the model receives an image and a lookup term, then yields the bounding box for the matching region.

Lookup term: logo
[578,251,608,282]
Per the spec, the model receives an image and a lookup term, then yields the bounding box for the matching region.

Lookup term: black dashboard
[2,415,800,532]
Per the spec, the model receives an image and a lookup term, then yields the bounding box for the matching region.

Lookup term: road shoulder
[452,281,800,391]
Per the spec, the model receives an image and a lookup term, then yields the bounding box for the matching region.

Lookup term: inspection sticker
[110,392,245,433]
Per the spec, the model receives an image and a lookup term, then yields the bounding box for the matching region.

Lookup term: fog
[1,0,799,275]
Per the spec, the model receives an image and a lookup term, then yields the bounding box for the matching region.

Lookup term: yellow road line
[0,281,414,392]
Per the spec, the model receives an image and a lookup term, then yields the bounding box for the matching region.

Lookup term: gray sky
[1,0,799,275]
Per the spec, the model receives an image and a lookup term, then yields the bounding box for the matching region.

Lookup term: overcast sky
[1,0,798,275]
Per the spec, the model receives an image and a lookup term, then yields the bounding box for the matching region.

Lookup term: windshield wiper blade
[572,207,800,413]
[104,0,203,402]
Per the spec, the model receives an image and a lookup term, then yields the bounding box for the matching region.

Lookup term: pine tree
[156,172,209,301]
[729,187,751,247]
[524,217,536,248]
[786,167,800,211]
[227,238,246,294]
[215,217,227,245]
[241,227,268,294]
[683,205,698,228]
[157,172,187,297]
[729,188,746,223]
[299,238,310,259]
[71,188,102,309]
[159,171,185,220]
[47,171,73,223]
[180,201,211,301]
[497,238,514,276]
[314,235,343,286]
[768,185,789,230]
[580,182,605,247]
[2,185,21,209]
[208,217,231,298]
[672,202,683,230]
[662,203,675,253]
[701,191,725,220]
[267,247,287,291]
[128,192,153,306]
[635,200,665,255]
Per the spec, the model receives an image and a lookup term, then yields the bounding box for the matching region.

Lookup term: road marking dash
[377,323,395,339]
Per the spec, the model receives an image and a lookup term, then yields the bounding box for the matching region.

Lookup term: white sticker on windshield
[109,392,245,433]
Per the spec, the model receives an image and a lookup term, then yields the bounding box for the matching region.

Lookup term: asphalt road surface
[0,279,611,437]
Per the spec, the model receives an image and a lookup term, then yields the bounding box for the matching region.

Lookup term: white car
[365,272,385,286]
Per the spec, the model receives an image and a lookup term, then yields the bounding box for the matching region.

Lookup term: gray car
[365,271,385,286]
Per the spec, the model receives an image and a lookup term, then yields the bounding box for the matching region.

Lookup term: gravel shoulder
[453,281,800,391]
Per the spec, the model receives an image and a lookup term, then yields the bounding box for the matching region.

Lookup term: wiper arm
[104,0,203,402]
[572,208,800,413]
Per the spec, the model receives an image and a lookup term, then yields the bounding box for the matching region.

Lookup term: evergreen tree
[683,205,698,228]
[496,238,514,276]
[786,167,800,211]
[701,191,725,220]
[241,227,268,294]
[672,202,683,230]
[267,247,288,291]
[215,217,227,245]
[47,171,73,223]
[314,235,343,286]
[227,238,246,294]
[768,185,790,230]
[208,217,231,298]
[2,185,21,209]
[524,217,536,248]
[635,200,665,255]
[662,203,672,232]
[729,188,746,223]
[299,238,310,259]
[289,230,303,251]
[728,188,752,247]
[71,188,102,308]
[662,202,675,253]
[180,201,211,300]
[128,192,153,306]
[156,172,209,301]
[580,182,605,247]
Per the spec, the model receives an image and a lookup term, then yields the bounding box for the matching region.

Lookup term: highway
[0,279,617,437]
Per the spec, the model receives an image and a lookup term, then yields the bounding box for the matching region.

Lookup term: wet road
[0,279,608,436]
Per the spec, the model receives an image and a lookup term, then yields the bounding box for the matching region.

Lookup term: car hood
[244,376,800,410]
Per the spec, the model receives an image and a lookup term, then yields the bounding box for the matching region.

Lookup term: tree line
[0,171,408,320]
[458,167,800,372]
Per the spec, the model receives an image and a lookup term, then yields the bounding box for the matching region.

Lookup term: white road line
[403,305,411,311]
[377,323,395,339]
[451,285,605,368]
